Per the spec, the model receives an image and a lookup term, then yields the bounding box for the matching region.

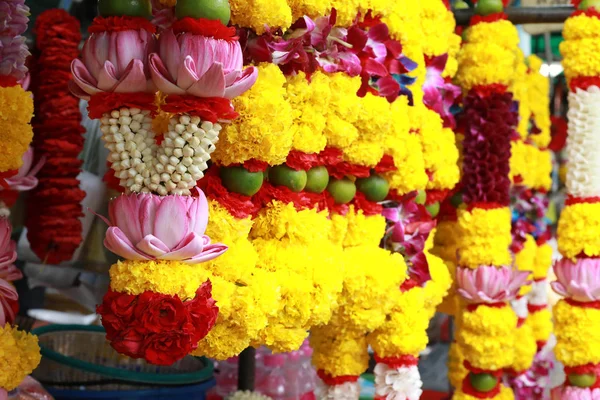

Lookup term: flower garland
[25,10,85,264]
[452,2,524,398]
[0,4,41,395]
[553,2,600,397]
[70,1,258,364]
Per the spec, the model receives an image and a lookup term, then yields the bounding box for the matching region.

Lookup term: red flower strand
[88,16,157,34]
[97,281,218,366]
[26,9,85,264]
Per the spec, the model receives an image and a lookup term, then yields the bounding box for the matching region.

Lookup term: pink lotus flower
[3,147,43,192]
[70,29,156,99]
[552,258,600,302]
[0,218,21,282]
[553,386,600,400]
[149,30,258,99]
[0,278,18,327]
[456,265,531,303]
[102,191,227,264]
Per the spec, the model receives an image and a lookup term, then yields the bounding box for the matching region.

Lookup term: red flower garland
[97,281,218,366]
[88,16,157,34]
[172,17,238,41]
[26,9,85,264]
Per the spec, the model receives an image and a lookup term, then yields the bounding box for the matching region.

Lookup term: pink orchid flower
[102,191,227,264]
[0,218,21,282]
[456,265,531,303]
[423,54,461,128]
[552,258,600,302]
[3,147,44,192]
[149,29,258,99]
[70,29,156,99]
[0,278,18,327]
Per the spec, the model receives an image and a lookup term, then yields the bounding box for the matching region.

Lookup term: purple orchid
[423,54,461,128]
[382,195,436,286]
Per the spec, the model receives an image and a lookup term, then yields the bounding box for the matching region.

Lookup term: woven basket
[32,325,213,390]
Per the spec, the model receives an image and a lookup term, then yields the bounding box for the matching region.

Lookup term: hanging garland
[553,1,600,398]
[26,9,86,264]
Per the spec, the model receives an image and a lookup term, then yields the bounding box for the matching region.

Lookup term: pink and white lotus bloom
[552,258,600,302]
[0,218,21,282]
[456,265,531,304]
[102,191,227,264]
[552,386,600,400]
[3,147,43,192]
[70,29,156,99]
[149,30,258,99]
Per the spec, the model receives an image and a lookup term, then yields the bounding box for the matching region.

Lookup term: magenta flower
[102,191,227,264]
[149,30,258,99]
[552,258,600,302]
[0,218,20,282]
[70,29,156,99]
[456,265,531,303]
[0,278,18,327]
[553,387,600,400]
[3,147,43,192]
[423,54,461,128]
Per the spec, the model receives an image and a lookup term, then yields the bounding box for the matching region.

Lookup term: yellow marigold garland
[454,385,515,400]
[310,326,369,377]
[554,299,600,367]
[0,325,41,391]
[525,308,553,345]
[515,234,536,296]
[557,202,600,259]
[510,323,537,373]
[0,85,34,172]
[533,243,553,280]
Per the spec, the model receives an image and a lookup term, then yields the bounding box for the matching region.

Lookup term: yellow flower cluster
[454,385,515,400]
[424,251,453,317]
[0,325,41,391]
[419,0,461,77]
[456,207,512,269]
[214,64,294,166]
[561,14,600,81]
[457,305,517,370]
[456,20,519,90]
[527,55,551,148]
[525,308,553,345]
[448,341,467,389]
[554,299,600,367]
[510,141,552,191]
[431,220,460,316]
[515,234,536,296]
[311,326,369,377]
[533,243,553,280]
[558,202,600,259]
[510,322,537,373]
[0,85,34,172]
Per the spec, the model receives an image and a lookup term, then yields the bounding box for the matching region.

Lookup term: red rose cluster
[97,281,219,366]
[26,9,85,264]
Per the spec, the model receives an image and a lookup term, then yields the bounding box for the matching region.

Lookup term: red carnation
[186,281,219,342]
[141,330,196,366]
[135,292,190,334]
[111,327,144,359]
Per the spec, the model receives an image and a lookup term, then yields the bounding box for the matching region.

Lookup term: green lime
[579,0,600,10]
[269,165,308,193]
[568,373,597,388]
[98,0,152,18]
[425,202,441,218]
[356,174,390,202]
[220,166,264,196]
[175,0,231,25]
[327,178,357,205]
[475,0,504,16]
[469,373,498,393]
[454,0,470,9]
[305,166,330,194]
[414,190,427,205]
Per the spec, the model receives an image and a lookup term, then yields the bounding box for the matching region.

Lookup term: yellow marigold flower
[448,342,467,389]
[324,73,362,149]
[0,85,34,172]
[465,20,519,50]
[419,0,457,58]
[214,63,294,166]
[206,200,254,242]
[311,326,369,377]
[456,43,516,90]
[533,243,552,280]
[343,208,386,248]
[0,85,33,125]
[288,0,332,21]
[554,299,600,367]
[561,38,600,81]
[456,207,512,269]
[510,323,537,373]
[563,13,600,41]
[368,287,429,357]
[525,309,553,344]
[0,325,41,391]
[194,322,251,360]
[424,252,453,316]
[515,234,536,296]
[230,0,292,35]
[558,202,600,258]
[454,385,515,400]
[458,305,517,370]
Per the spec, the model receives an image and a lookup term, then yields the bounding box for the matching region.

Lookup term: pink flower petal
[104,227,151,261]
[160,232,206,261]
[159,29,181,81]
[0,278,18,326]
[97,61,119,92]
[71,59,101,96]
[113,59,151,93]
[187,242,228,264]
[176,56,199,91]
[223,66,258,99]
[188,62,226,98]
[136,235,171,257]
[188,189,209,236]
[149,53,186,95]
[154,196,189,249]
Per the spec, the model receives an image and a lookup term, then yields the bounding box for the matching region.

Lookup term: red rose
[141,331,195,366]
[111,327,144,359]
[134,292,190,334]
[97,290,137,339]
[186,281,219,342]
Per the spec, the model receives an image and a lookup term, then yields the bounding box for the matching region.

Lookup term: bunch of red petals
[461,90,516,207]
[26,9,85,264]
[97,281,219,366]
